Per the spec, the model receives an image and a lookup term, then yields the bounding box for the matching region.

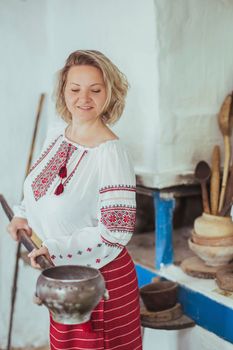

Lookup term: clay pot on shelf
[140,281,178,312]
[194,213,233,238]
[188,238,233,267]
[191,231,233,247]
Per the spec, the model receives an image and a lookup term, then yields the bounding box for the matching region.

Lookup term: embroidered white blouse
[13,126,136,269]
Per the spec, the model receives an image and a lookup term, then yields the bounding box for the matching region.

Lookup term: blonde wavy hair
[55,50,129,125]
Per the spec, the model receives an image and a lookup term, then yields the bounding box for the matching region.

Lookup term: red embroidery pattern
[31,141,77,201]
[100,205,136,232]
[101,235,124,249]
[99,185,136,194]
[29,135,62,173]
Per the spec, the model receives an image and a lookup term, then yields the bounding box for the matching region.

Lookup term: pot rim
[202,213,232,221]
[188,238,233,251]
[140,281,178,294]
[40,265,102,283]
[192,230,233,240]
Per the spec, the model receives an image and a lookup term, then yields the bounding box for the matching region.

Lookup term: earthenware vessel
[191,230,233,246]
[188,239,233,267]
[36,265,106,324]
[140,281,178,312]
[194,213,233,237]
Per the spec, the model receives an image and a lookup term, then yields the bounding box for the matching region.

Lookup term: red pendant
[54,183,64,195]
[59,166,67,178]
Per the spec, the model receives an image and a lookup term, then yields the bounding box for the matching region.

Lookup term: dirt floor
[127,226,194,269]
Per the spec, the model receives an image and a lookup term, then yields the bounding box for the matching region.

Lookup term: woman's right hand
[7,217,32,241]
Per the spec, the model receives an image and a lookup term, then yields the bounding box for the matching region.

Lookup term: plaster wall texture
[152,0,233,187]
[143,325,233,350]
[0,0,50,347]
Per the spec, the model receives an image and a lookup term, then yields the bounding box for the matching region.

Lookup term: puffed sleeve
[97,142,136,248]
[42,141,136,268]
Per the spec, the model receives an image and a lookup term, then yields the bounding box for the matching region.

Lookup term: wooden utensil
[218,93,233,212]
[219,163,233,216]
[195,161,211,213]
[0,194,52,269]
[210,145,220,215]
[6,93,46,350]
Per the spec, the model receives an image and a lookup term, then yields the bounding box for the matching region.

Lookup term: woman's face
[64,65,107,123]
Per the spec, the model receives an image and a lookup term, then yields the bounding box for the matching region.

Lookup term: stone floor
[127,226,194,269]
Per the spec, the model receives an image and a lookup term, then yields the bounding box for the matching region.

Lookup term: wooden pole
[6,93,45,350]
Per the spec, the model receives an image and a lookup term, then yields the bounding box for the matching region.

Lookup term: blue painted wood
[135,264,157,288]
[136,263,233,344]
[153,192,175,269]
[178,287,233,344]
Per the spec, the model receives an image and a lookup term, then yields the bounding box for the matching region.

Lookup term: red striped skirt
[50,249,142,350]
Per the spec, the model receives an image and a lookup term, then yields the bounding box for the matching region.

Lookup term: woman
[8,50,142,350]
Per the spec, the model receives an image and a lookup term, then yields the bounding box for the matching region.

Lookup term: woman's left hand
[28,246,53,269]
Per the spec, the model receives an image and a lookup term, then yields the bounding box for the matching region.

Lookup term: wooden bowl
[140,281,178,312]
[192,231,233,246]
[188,238,233,267]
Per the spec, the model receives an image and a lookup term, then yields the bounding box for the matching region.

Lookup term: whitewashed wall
[143,325,233,350]
[0,0,50,347]
[1,0,233,348]
[151,0,233,188]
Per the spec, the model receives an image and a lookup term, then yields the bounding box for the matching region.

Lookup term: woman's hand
[7,217,32,241]
[28,246,53,269]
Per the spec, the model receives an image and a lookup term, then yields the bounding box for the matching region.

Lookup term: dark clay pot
[36,265,106,324]
[140,281,178,312]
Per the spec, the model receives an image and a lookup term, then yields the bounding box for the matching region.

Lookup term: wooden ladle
[195,161,211,214]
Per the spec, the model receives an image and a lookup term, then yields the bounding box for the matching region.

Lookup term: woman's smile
[78,105,93,110]
[64,65,107,121]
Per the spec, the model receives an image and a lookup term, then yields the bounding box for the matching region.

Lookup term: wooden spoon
[195,161,211,214]
[210,145,220,215]
[218,93,233,212]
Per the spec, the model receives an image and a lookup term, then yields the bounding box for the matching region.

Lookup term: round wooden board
[141,314,195,330]
[140,303,182,323]
[180,256,219,279]
[216,264,233,291]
